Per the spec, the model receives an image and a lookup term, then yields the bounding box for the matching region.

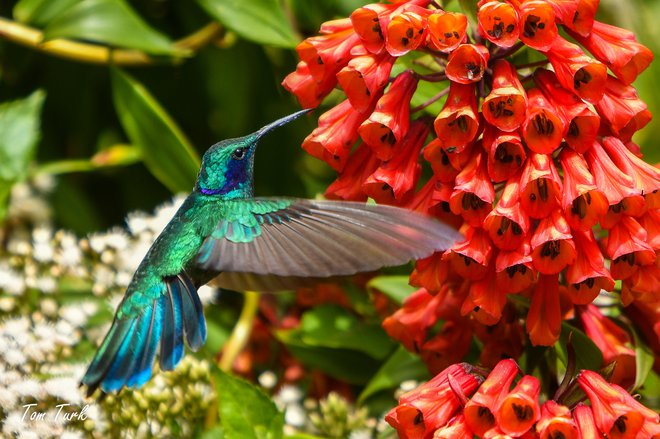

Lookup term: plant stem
[0,17,223,66]
[411,87,450,113]
[219,291,260,371]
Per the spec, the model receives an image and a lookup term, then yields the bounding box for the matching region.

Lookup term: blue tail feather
[81,271,206,395]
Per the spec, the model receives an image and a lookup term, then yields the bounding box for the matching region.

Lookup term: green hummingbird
[81,109,459,395]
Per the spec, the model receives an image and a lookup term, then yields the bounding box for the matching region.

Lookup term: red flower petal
[520,153,562,219]
[427,10,468,52]
[522,88,565,154]
[434,82,479,151]
[477,1,520,48]
[446,44,490,84]
[483,60,528,132]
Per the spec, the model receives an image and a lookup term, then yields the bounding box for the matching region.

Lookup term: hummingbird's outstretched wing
[81,273,206,395]
[196,198,460,291]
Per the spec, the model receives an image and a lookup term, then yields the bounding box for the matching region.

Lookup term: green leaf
[0,90,45,220]
[367,276,416,305]
[111,68,200,193]
[197,426,225,439]
[358,346,429,404]
[213,367,284,439]
[631,327,655,392]
[13,0,81,26]
[197,0,298,48]
[275,329,381,384]
[43,0,178,55]
[556,322,603,373]
[297,305,394,359]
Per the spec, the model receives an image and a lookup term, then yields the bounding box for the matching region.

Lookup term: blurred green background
[0,0,657,235]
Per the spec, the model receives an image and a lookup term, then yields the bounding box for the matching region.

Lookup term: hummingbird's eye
[232,147,247,160]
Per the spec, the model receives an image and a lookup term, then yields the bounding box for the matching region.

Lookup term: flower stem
[492,41,525,59]
[0,17,223,66]
[219,291,260,371]
[411,87,450,113]
[515,59,550,70]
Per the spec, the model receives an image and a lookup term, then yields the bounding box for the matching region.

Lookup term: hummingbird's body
[82,110,460,395]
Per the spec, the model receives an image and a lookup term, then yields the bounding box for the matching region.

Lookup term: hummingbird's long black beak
[256,108,313,139]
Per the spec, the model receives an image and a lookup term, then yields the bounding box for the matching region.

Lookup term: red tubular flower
[410,251,449,292]
[464,359,519,437]
[623,264,660,305]
[462,268,507,325]
[475,304,525,368]
[595,76,652,142]
[545,0,599,37]
[421,320,473,374]
[496,375,541,436]
[385,5,429,56]
[573,404,605,439]
[484,178,529,251]
[359,70,418,160]
[517,0,558,51]
[571,21,653,85]
[531,210,576,274]
[446,44,490,84]
[427,10,468,52]
[483,60,528,132]
[577,305,636,388]
[382,287,443,353]
[483,126,525,182]
[566,230,614,304]
[296,21,359,82]
[584,140,644,227]
[526,275,562,346]
[606,215,655,280]
[578,370,660,439]
[386,363,481,439]
[302,100,369,171]
[640,209,660,250]
[519,153,562,219]
[533,69,599,153]
[363,121,428,204]
[433,414,474,439]
[545,36,607,104]
[325,143,380,201]
[336,49,395,113]
[449,152,495,226]
[445,226,493,281]
[477,1,520,48]
[522,88,565,154]
[559,148,608,230]
[496,238,536,293]
[434,82,479,151]
[282,61,336,109]
[536,401,579,439]
[601,136,660,206]
[350,3,394,54]
[423,138,460,183]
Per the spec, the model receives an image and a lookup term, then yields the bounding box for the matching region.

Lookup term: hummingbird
[81,109,459,395]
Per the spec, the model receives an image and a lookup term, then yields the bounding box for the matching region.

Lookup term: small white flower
[43,376,83,404]
[36,276,57,294]
[33,243,54,263]
[3,410,27,436]
[349,429,373,439]
[197,285,217,305]
[0,386,17,407]
[11,378,42,398]
[284,404,307,428]
[61,430,84,439]
[258,371,278,390]
[277,384,303,405]
[399,380,418,392]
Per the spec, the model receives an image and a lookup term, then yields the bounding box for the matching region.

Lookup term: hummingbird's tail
[81,273,206,396]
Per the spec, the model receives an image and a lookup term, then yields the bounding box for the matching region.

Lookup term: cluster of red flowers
[283,0,658,352]
[386,359,660,438]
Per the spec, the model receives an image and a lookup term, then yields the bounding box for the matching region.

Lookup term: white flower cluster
[0,185,217,438]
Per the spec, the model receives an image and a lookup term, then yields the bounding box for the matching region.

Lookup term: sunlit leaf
[297,305,394,359]
[43,0,178,55]
[111,68,200,193]
[213,367,284,439]
[631,327,655,392]
[0,90,45,220]
[358,346,429,404]
[367,275,416,305]
[13,0,81,26]
[197,0,298,48]
[556,322,603,373]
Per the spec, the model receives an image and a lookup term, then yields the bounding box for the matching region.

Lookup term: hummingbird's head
[195,109,311,199]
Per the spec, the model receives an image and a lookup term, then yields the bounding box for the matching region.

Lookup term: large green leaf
[297,304,394,359]
[276,329,382,384]
[213,367,284,439]
[555,322,603,374]
[43,0,178,55]
[111,68,200,193]
[631,326,655,392]
[358,346,429,404]
[0,90,46,220]
[197,0,298,48]
[13,0,81,26]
